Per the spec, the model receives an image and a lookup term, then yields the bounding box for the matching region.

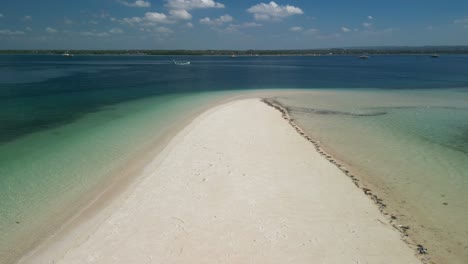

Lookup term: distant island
[1,46,468,56]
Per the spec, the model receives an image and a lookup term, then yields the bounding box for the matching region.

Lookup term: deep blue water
[1,54,468,143]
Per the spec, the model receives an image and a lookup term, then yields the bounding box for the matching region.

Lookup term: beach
[21,99,422,264]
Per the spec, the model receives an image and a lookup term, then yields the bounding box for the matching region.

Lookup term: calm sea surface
[1,55,467,263]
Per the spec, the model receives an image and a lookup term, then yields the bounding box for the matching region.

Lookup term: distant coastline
[2,46,468,56]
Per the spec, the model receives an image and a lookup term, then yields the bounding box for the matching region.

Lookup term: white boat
[62,51,73,57]
[431,54,439,58]
[359,54,369,59]
[173,59,190,65]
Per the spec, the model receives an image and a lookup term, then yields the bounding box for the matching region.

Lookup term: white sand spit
[23,99,421,264]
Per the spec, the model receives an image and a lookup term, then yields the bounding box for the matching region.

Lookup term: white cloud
[21,15,32,21]
[0,29,25,35]
[341,27,350,32]
[368,15,373,20]
[200,14,232,26]
[304,28,318,34]
[247,1,303,21]
[145,12,171,23]
[186,22,194,28]
[122,12,174,26]
[166,0,224,10]
[25,27,32,31]
[236,22,262,28]
[64,17,74,25]
[362,22,372,28]
[45,27,57,33]
[382,28,398,33]
[317,33,341,39]
[454,17,468,24]
[225,22,262,32]
[156,26,173,33]
[289,26,303,32]
[169,9,192,20]
[119,0,151,7]
[363,28,399,35]
[122,17,143,24]
[109,27,124,34]
[81,31,111,37]
[242,22,262,27]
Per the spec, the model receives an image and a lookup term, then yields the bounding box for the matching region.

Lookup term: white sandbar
[23,99,421,264]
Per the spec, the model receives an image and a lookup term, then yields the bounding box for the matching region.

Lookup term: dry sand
[21,99,421,264]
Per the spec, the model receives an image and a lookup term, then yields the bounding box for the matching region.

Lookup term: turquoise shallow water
[1,55,468,263]
[274,89,468,263]
[0,91,240,263]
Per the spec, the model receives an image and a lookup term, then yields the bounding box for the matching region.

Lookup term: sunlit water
[1,55,468,263]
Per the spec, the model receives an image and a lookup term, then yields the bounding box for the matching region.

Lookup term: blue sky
[0,0,467,49]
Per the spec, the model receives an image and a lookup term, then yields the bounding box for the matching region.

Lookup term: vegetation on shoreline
[1,46,468,55]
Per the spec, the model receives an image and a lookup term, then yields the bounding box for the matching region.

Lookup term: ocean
[0,54,467,263]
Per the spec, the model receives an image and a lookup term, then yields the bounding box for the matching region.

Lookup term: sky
[0,0,468,49]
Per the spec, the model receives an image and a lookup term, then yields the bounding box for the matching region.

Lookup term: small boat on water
[359,54,369,60]
[62,51,73,57]
[173,59,190,65]
[431,54,439,58]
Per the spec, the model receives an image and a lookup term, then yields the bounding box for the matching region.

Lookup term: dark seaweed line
[261,97,431,264]
[287,105,388,117]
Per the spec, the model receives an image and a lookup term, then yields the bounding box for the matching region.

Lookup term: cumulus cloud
[45,27,57,33]
[121,16,143,24]
[166,0,224,10]
[289,26,303,32]
[317,33,341,39]
[304,28,318,34]
[169,9,192,20]
[80,31,111,37]
[119,0,151,7]
[122,12,174,26]
[341,27,350,32]
[186,22,194,28]
[109,28,124,34]
[362,27,399,35]
[145,12,171,23]
[64,17,74,25]
[0,29,25,35]
[156,26,173,33]
[200,14,233,26]
[368,15,373,20]
[247,1,303,21]
[225,22,262,32]
[454,17,468,24]
[362,22,372,28]
[21,15,32,21]
[236,22,262,28]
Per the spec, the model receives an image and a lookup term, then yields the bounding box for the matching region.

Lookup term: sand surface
[22,99,421,264]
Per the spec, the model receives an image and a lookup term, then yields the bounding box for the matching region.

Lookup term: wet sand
[21,99,422,264]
